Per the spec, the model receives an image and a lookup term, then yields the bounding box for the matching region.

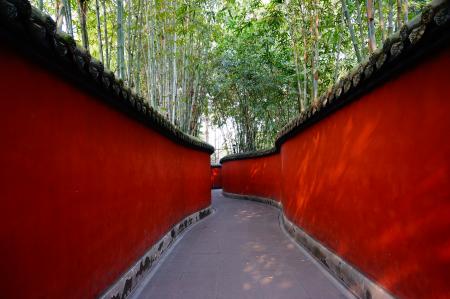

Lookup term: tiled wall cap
[221,0,450,163]
[0,0,214,154]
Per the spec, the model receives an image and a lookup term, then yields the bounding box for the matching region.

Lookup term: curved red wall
[211,166,222,189]
[222,154,281,202]
[0,46,211,299]
[222,49,450,298]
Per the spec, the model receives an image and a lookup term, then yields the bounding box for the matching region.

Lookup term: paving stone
[133,190,354,299]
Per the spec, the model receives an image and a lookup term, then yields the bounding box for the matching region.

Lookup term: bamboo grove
[31,0,427,153]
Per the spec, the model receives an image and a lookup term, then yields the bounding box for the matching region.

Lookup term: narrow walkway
[133,190,353,299]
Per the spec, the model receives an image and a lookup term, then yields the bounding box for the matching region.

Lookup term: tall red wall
[222,49,450,298]
[222,154,281,202]
[210,166,222,189]
[0,46,211,299]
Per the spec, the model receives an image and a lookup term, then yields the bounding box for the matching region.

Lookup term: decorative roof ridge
[221,0,449,163]
[275,0,449,148]
[220,147,277,163]
[0,0,214,154]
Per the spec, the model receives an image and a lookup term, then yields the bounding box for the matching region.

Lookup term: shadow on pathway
[132,190,354,299]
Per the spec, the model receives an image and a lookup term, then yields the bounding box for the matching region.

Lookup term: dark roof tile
[0,0,214,154]
[221,0,450,163]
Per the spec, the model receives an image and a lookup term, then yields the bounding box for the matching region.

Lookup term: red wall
[210,167,222,189]
[222,49,450,298]
[222,154,281,202]
[0,46,211,299]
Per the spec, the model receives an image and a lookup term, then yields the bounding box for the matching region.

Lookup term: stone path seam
[134,190,354,299]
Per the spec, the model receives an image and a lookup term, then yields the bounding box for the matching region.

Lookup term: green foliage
[30,0,427,150]
[208,0,298,152]
[208,0,426,152]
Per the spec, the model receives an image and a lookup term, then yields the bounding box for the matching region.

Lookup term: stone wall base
[222,191,395,299]
[99,206,212,299]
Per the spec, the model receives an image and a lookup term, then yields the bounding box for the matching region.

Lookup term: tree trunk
[397,0,402,29]
[366,0,377,53]
[341,0,362,62]
[55,0,64,31]
[182,7,194,131]
[356,1,365,55]
[378,0,385,42]
[95,0,104,64]
[146,0,156,106]
[171,26,178,121]
[388,0,394,34]
[162,10,168,116]
[302,40,308,107]
[298,0,309,107]
[136,23,142,93]
[126,0,133,85]
[153,0,162,108]
[334,13,343,82]
[312,7,319,103]
[101,0,110,69]
[77,0,89,51]
[63,0,73,37]
[287,19,303,112]
[117,0,125,79]
[403,0,408,23]
[130,0,142,92]
[152,0,158,108]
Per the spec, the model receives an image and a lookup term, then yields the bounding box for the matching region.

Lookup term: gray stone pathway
[132,190,354,299]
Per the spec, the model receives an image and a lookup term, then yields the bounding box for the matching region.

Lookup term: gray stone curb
[98,206,212,299]
[222,191,396,299]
